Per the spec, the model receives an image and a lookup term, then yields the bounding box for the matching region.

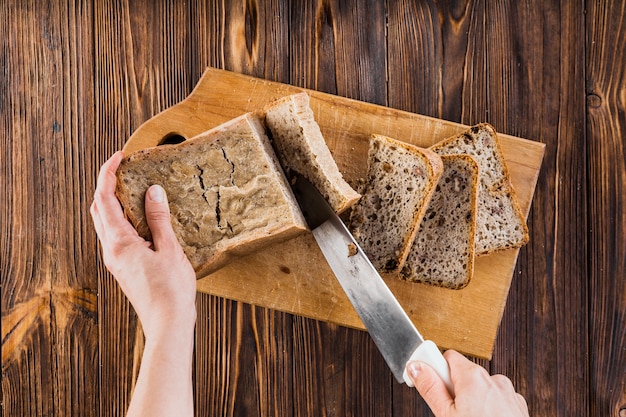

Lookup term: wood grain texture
[2,0,625,416]
[2,1,99,416]
[586,1,626,415]
[484,2,590,415]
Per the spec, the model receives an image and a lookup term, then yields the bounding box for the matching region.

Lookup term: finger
[492,374,516,392]
[407,361,454,416]
[443,349,476,370]
[444,350,490,386]
[93,151,129,231]
[95,151,124,194]
[90,200,107,243]
[492,376,528,414]
[144,184,179,252]
[516,393,529,413]
[93,152,147,261]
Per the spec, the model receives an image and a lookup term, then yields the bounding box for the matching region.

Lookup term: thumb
[144,184,177,251]
[407,361,454,416]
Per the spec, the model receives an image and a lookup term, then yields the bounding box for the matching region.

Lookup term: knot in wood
[586,93,602,108]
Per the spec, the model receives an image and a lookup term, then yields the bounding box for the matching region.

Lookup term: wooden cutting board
[124,67,545,359]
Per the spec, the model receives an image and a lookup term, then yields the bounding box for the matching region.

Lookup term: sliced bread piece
[429,124,529,255]
[348,134,444,273]
[263,92,360,213]
[115,113,308,278]
[401,155,479,289]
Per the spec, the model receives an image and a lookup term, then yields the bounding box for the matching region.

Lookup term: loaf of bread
[429,124,529,255]
[401,155,479,289]
[263,92,360,213]
[349,134,443,272]
[115,113,308,278]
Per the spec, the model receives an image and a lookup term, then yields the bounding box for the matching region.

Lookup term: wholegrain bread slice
[348,134,443,273]
[263,92,360,213]
[115,113,308,278]
[429,124,529,255]
[401,155,479,289]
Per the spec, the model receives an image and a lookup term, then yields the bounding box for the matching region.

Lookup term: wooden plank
[91,0,194,415]
[2,0,56,410]
[586,1,626,416]
[486,2,591,417]
[1,1,100,416]
[387,0,444,118]
[197,296,335,417]
[287,0,388,104]
[122,67,544,361]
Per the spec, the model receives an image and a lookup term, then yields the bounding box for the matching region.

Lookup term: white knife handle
[403,340,454,396]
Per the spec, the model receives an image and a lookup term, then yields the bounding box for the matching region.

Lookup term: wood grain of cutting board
[123,67,545,359]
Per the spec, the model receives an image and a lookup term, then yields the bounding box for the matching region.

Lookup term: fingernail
[148,185,164,203]
[408,361,423,379]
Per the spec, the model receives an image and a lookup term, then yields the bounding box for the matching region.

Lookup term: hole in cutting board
[159,133,187,146]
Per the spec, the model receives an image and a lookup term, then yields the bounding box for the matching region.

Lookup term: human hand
[92,151,197,416]
[91,151,197,339]
[406,350,529,417]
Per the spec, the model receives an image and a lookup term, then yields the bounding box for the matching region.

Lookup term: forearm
[127,316,196,417]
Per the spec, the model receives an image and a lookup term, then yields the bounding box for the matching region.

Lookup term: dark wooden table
[2,1,625,416]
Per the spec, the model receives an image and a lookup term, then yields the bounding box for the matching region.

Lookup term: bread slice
[115,113,308,278]
[348,134,443,272]
[401,155,479,289]
[263,92,360,213]
[429,124,529,255]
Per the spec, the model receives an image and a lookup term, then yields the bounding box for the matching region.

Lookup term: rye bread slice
[401,155,479,289]
[429,124,529,255]
[115,113,308,278]
[263,92,360,213]
[348,134,443,273]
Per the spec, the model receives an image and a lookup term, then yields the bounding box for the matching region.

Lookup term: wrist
[142,306,197,342]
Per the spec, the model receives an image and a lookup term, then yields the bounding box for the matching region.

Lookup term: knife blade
[290,174,453,394]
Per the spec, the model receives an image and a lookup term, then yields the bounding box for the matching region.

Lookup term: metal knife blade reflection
[290,173,453,393]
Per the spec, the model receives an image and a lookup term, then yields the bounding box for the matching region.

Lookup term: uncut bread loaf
[115,113,308,278]
[264,92,360,213]
[429,124,529,255]
[348,134,443,273]
[401,155,479,289]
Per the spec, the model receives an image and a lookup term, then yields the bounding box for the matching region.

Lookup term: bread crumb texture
[401,155,479,289]
[430,124,529,255]
[116,114,307,275]
[264,92,360,213]
[349,135,442,272]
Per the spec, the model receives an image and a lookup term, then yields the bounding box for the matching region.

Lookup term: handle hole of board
[159,133,187,146]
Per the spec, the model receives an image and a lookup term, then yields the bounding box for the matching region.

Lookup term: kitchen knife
[290,174,454,394]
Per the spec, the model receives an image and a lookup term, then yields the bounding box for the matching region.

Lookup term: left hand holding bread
[91,151,197,338]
